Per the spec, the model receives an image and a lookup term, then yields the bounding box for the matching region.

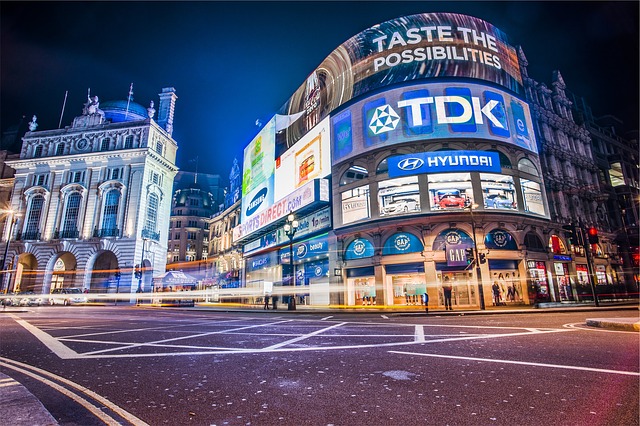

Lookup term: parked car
[0,292,18,306]
[382,198,420,215]
[438,194,468,209]
[485,194,516,209]
[49,287,88,305]
[17,291,44,306]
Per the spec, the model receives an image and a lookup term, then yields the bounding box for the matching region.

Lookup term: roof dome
[100,99,148,123]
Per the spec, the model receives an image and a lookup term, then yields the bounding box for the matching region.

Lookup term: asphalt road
[1,306,638,426]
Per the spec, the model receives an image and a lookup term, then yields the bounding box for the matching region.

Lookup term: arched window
[518,158,539,176]
[488,150,512,169]
[34,145,43,157]
[524,232,546,252]
[62,192,81,238]
[55,143,65,156]
[101,190,120,234]
[145,193,159,232]
[376,158,389,174]
[124,135,134,149]
[25,195,45,239]
[100,138,110,151]
[339,165,368,186]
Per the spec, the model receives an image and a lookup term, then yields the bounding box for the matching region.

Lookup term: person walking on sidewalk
[271,295,278,310]
[442,277,453,311]
[263,295,270,310]
[422,292,429,314]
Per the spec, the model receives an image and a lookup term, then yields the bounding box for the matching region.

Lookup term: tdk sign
[389,150,501,177]
[369,95,505,134]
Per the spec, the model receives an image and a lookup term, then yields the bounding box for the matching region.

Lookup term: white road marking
[381,315,389,319]
[388,350,640,377]
[11,316,81,359]
[264,322,346,350]
[0,357,148,425]
[321,316,333,321]
[414,325,425,342]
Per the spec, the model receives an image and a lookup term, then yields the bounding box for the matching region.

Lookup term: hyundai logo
[398,157,424,171]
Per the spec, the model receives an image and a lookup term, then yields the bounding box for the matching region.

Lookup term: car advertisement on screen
[275,13,521,150]
[241,117,276,224]
[274,117,331,201]
[332,82,537,165]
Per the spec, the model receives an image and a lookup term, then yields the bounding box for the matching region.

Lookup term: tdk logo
[246,187,268,217]
[398,157,424,171]
[369,105,400,135]
[369,95,504,134]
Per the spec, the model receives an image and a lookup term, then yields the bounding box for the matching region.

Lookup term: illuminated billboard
[274,117,331,201]
[331,82,537,165]
[275,13,521,150]
[241,117,276,224]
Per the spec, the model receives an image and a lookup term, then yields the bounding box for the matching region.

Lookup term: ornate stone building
[519,47,633,297]
[2,88,179,296]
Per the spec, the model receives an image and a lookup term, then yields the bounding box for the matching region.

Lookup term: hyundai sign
[388,150,501,177]
[331,82,537,165]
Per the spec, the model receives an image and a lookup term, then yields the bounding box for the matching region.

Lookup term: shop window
[518,158,539,176]
[520,179,545,215]
[376,158,389,175]
[378,176,420,217]
[341,185,370,224]
[487,150,512,169]
[339,165,368,186]
[480,173,517,210]
[524,232,546,252]
[549,235,566,254]
[428,173,473,211]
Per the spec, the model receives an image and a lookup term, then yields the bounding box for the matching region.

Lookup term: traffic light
[562,223,576,245]
[587,227,599,244]
[479,253,487,264]
[465,248,474,264]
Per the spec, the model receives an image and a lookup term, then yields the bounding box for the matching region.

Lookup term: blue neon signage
[388,150,500,177]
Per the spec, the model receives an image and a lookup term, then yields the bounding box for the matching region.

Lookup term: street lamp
[466,204,486,310]
[0,209,18,294]
[284,212,299,311]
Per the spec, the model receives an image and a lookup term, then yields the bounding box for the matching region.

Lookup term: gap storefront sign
[280,235,329,264]
[331,82,537,165]
[388,150,501,178]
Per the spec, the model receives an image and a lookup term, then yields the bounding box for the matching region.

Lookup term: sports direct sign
[233,179,329,242]
[331,81,537,165]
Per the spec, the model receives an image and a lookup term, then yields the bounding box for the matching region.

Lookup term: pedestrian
[263,294,270,310]
[442,277,453,311]
[492,282,501,306]
[507,284,515,302]
[422,292,429,314]
[271,294,278,310]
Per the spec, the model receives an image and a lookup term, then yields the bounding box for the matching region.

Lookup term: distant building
[2,88,179,296]
[166,170,220,278]
[206,159,241,291]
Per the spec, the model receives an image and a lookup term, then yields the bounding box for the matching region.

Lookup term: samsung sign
[389,150,500,177]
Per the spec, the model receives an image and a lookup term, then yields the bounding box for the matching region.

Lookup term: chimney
[157,87,177,136]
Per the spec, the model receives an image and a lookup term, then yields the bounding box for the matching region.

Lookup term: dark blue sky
[1,1,638,186]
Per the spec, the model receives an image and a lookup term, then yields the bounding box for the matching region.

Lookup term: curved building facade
[234,13,562,309]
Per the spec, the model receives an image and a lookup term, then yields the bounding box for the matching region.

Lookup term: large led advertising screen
[331,82,537,165]
[241,117,276,224]
[275,13,522,151]
[274,117,331,201]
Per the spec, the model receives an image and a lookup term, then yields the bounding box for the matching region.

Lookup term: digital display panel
[274,117,331,201]
[331,82,537,165]
[275,13,522,150]
[241,117,276,224]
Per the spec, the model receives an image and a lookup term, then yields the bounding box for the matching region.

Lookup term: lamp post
[284,212,299,311]
[0,209,17,294]
[466,204,486,310]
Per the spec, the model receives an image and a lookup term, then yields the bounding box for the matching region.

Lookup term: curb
[585,318,640,332]
[0,372,58,425]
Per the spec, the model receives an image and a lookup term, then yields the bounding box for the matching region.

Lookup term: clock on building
[76,138,88,150]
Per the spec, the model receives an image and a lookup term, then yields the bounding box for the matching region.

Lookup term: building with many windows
[166,171,221,279]
[2,88,178,296]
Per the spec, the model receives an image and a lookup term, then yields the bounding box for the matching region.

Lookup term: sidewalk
[0,372,58,425]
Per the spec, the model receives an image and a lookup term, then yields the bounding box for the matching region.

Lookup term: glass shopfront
[554,262,574,301]
[436,269,476,309]
[385,263,426,306]
[527,260,550,303]
[347,267,376,306]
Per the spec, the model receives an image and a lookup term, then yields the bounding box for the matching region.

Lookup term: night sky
[1,1,638,185]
